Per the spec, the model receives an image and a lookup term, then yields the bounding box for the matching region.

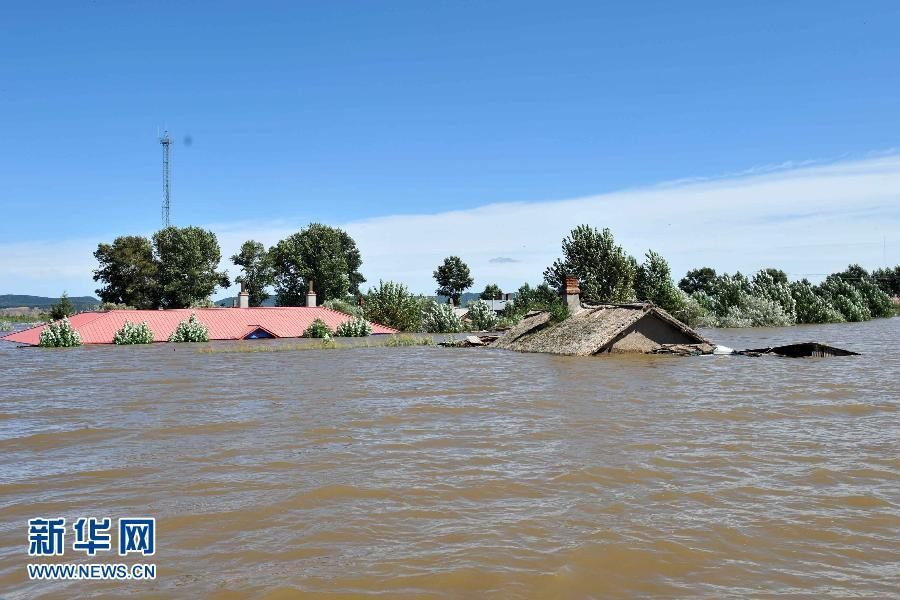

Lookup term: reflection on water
[1,319,898,598]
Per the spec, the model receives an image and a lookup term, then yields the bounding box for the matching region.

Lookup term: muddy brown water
[1,320,898,598]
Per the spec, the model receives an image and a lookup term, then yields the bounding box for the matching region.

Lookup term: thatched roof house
[492,302,713,356]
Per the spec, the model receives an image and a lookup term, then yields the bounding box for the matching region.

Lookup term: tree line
[92,223,364,310]
[90,221,899,330]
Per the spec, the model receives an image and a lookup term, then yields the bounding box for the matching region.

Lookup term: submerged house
[492,277,713,356]
[1,306,397,346]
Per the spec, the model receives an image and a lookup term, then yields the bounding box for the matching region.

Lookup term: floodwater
[1,320,898,599]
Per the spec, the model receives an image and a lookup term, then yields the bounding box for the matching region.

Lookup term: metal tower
[160,130,172,227]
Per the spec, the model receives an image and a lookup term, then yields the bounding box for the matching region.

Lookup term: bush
[39,317,82,347]
[790,280,844,324]
[100,302,135,311]
[716,296,794,328]
[670,289,710,327]
[501,282,570,324]
[751,269,796,322]
[304,318,333,338]
[817,276,871,322]
[362,280,424,332]
[466,300,498,331]
[323,298,363,318]
[496,315,520,329]
[335,317,372,337]
[708,273,753,316]
[113,320,154,344]
[422,302,462,333]
[189,298,217,309]
[548,301,570,323]
[168,312,210,342]
[742,295,795,327]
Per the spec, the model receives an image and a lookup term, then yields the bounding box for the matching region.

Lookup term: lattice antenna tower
[160,129,173,227]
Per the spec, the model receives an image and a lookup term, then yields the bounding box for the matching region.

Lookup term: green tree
[433,256,474,305]
[790,280,844,324]
[634,250,684,314]
[49,292,74,321]
[760,268,788,285]
[362,280,424,332]
[269,223,365,306]
[153,226,230,308]
[751,269,796,322]
[678,267,717,295]
[503,282,559,316]
[544,225,636,304]
[231,240,274,307]
[480,283,503,300]
[467,300,499,331]
[817,275,871,322]
[93,235,159,309]
[422,301,463,333]
[833,264,894,318]
[871,266,900,296]
[707,272,752,316]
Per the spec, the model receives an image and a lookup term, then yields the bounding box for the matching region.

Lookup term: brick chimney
[237,281,250,309]
[564,274,582,313]
[306,280,317,307]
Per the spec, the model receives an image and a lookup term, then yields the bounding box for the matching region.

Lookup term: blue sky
[2,2,900,296]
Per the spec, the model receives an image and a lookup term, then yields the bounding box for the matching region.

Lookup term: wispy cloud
[3,154,900,297]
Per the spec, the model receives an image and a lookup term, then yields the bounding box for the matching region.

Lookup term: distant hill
[0,294,100,310]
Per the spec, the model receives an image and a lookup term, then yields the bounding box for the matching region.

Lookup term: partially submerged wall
[607,316,704,353]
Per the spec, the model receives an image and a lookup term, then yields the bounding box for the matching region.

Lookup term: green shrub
[466,300,498,331]
[548,301,570,323]
[422,302,462,333]
[39,317,82,347]
[670,289,710,327]
[168,312,210,342]
[751,269,797,321]
[715,296,794,328]
[707,272,752,316]
[817,276,871,322]
[100,302,136,311]
[113,320,155,344]
[742,295,795,327]
[362,280,424,332]
[496,315,520,329]
[189,298,217,309]
[323,298,363,318]
[335,316,372,337]
[304,318,333,338]
[790,280,844,324]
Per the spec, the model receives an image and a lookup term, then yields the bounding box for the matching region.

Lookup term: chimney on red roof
[238,282,250,309]
[306,280,317,307]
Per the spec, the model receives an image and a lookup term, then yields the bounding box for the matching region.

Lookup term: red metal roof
[1,307,397,346]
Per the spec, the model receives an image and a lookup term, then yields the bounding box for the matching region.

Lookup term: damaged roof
[492,302,712,356]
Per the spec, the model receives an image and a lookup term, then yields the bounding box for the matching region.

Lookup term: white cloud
[3,154,900,298]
